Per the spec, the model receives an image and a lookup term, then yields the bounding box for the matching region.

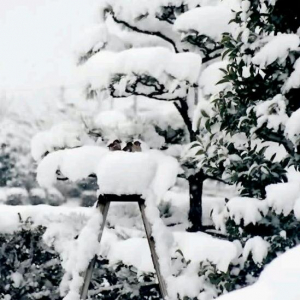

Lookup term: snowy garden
[1,0,300,299]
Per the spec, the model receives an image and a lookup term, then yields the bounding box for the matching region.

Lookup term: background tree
[73,0,240,231]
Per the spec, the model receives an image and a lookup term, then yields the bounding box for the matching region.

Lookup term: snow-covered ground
[0,185,237,299]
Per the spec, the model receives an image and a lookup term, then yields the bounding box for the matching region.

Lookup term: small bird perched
[132,141,142,152]
[108,139,122,151]
[123,142,133,152]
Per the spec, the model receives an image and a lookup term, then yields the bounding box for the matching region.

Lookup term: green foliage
[194,0,300,198]
[0,217,160,300]
[0,216,62,300]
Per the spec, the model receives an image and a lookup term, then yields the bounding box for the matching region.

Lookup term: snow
[283,57,300,92]
[31,122,88,161]
[174,6,234,42]
[226,197,268,226]
[93,110,140,139]
[108,237,154,273]
[242,236,270,264]
[54,207,103,300]
[167,231,238,299]
[0,201,238,299]
[37,146,108,188]
[199,61,230,96]
[285,108,300,146]
[173,232,237,272]
[11,272,23,288]
[252,34,300,67]
[79,47,202,93]
[37,147,179,203]
[30,188,46,199]
[97,152,157,195]
[266,182,300,216]
[255,94,288,131]
[6,187,28,198]
[217,244,300,300]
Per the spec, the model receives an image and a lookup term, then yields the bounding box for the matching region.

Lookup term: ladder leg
[80,200,110,300]
[138,201,168,299]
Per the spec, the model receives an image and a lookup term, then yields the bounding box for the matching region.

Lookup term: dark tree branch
[256,129,294,156]
[174,99,195,142]
[110,12,179,53]
[110,88,184,102]
[202,53,222,64]
[204,174,232,185]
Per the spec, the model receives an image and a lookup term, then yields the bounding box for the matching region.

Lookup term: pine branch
[110,12,179,53]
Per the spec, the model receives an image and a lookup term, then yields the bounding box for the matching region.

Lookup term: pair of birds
[108,140,142,152]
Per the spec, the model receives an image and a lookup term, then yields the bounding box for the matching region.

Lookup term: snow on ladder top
[37,146,179,203]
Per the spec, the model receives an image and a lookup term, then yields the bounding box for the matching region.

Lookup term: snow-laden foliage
[20,0,300,299]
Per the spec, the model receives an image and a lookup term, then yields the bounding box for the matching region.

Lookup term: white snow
[37,147,179,203]
[242,236,270,264]
[252,34,300,67]
[5,187,28,198]
[174,6,234,42]
[282,57,300,92]
[37,146,108,188]
[217,244,300,300]
[31,122,88,161]
[79,47,202,94]
[11,272,23,288]
[108,237,154,273]
[173,231,237,272]
[285,108,300,146]
[167,231,238,299]
[226,197,268,226]
[255,94,288,131]
[60,208,103,300]
[199,61,230,96]
[97,151,157,196]
[266,182,300,216]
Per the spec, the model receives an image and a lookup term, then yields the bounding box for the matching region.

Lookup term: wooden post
[80,199,110,300]
[80,195,168,300]
[139,201,168,299]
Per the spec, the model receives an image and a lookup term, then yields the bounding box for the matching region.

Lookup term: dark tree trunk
[173,96,205,231]
[188,169,205,231]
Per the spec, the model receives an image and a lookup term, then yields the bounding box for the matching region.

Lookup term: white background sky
[0,0,99,91]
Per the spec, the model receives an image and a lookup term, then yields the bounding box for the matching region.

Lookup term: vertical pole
[138,201,168,299]
[80,200,110,300]
[188,170,204,232]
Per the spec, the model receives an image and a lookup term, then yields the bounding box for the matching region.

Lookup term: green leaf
[201,109,210,118]
[196,149,205,156]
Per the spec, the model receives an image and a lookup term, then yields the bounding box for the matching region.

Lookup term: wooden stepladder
[80,194,168,300]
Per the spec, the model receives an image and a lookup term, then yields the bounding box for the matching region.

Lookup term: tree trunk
[173,98,204,231]
[188,169,205,231]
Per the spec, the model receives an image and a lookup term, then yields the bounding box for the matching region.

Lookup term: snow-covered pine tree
[76,0,240,230]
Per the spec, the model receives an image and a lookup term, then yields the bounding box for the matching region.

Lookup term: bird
[132,141,142,152]
[108,139,122,151]
[123,142,133,152]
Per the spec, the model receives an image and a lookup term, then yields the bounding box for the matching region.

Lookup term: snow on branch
[252,34,300,68]
[79,47,202,101]
[174,6,234,44]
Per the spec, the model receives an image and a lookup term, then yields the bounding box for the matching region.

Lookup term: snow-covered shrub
[0,216,62,300]
[186,0,300,297]
[193,0,300,198]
